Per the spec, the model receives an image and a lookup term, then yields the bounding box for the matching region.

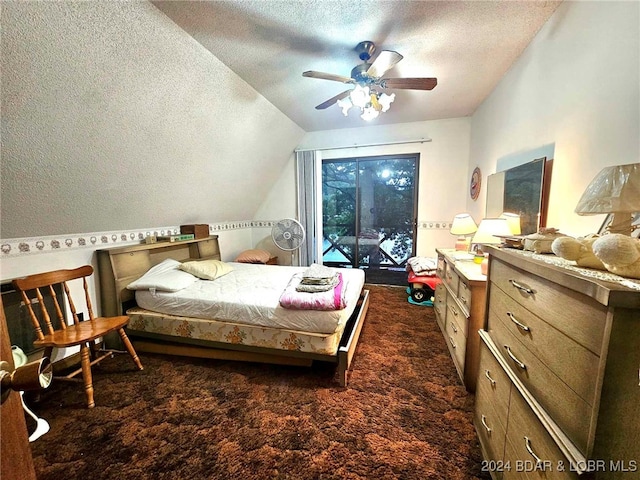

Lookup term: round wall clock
[470,167,482,200]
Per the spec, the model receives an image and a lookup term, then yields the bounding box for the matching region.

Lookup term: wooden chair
[12,265,143,408]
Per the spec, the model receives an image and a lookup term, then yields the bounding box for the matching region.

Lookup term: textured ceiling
[153,0,562,132]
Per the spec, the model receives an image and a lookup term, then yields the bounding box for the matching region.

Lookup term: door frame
[1,295,38,480]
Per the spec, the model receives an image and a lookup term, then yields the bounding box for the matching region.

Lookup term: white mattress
[134,262,365,335]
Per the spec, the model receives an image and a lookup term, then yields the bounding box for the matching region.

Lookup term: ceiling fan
[303,41,437,117]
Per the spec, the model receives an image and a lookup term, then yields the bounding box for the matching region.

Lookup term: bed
[96,236,370,385]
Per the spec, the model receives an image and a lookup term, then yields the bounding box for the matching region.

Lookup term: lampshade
[450,214,478,236]
[575,163,640,235]
[499,212,522,235]
[471,218,512,246]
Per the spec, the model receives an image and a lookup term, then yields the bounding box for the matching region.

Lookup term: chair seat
[34,316,130,348]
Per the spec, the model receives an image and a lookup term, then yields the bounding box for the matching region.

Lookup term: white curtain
[296,150,317,266]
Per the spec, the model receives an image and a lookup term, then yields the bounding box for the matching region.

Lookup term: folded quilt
[280,273,347,310]
[296,274,340,293]
[302,263,335,281]
[406,256,438,276]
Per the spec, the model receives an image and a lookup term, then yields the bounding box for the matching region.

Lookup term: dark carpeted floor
[27,285,489,480]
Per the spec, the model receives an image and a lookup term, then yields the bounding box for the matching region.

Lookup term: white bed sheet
[134,262,365,334]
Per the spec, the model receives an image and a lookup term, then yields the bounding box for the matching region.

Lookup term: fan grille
[271,218,305,251]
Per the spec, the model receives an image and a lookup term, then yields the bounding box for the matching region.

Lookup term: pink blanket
[279,273,347,310]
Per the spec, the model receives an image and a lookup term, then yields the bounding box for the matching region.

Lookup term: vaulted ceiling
[153,0,562,132]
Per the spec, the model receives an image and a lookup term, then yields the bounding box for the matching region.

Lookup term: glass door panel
[322,154,418,275]
[357,157,417,270]
[322,161,357,266]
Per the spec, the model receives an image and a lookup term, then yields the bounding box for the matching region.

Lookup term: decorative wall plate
[470,167,482,200]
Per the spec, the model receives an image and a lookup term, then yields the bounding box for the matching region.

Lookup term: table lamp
[471,218,512,273]
[499,212,522,235]
[575,163,640,235]
[450,213,478,251]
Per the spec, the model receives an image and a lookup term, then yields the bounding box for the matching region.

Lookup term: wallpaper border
[0,220,450,259]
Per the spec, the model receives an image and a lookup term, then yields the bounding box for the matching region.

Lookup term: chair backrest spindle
[18,289,46,341]
[62,280,81,325]
[82,276,95,322]
[48,283,67,330]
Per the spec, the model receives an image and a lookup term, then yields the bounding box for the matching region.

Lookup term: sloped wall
[1,1,305,239]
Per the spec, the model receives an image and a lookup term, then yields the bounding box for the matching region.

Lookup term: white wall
[469,1,639,237]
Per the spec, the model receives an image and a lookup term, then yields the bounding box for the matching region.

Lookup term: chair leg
[118,328,143,371]
[90,340,99,361]
[79,343,95,408]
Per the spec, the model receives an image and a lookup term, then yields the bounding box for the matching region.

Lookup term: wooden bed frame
[96,236,370,386]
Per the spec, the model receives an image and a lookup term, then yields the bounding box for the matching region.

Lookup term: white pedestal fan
[271,218,305,266]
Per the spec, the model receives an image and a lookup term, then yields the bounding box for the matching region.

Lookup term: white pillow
[180,260,233,280]
[126,259,197,292]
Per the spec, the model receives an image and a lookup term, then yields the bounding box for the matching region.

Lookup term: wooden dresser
[475,247,639,479]
[434,248,487,392]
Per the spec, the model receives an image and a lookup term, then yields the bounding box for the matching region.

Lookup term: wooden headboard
[96,236,221,316]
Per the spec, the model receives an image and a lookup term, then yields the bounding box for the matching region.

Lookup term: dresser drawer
[503,389,579,480]
[458,277,472,313]
[488,284,601,406]
[476,341,511,480]
[445,292,468,337]
[437,255,446,279]
[489,312,592,453]
[444,262,460,295]
[446,307,467,376]
[434,282,447,328]
[476,339,511,426]
[490,259,606,354]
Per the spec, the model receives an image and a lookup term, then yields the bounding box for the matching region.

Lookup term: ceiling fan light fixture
[350,84,370,108]
[303,41,436,120]
[340,85,395,121]
[360,105,380,121]
[336,96,352,116]
[378,92,395,112]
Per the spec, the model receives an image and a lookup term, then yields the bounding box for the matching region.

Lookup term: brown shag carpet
[28,285,489,480]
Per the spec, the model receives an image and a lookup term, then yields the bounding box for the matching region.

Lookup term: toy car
[406,270,440,306]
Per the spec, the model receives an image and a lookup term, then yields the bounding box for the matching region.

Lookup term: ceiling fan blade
[303,71,354,84]
[315,89,352,110]
[381,77,438,90]
[366,50,403,78]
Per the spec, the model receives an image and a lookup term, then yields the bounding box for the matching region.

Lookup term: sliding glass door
[322,154,419,275]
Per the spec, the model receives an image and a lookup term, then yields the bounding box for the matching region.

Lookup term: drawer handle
[449,337,457,349]
[507,312,531,332]
[450,322,458,333]
[504,345,527,370]
[524,436,544,469]
[509,279,534,295]
[461,282,468,291]
[481,415,492,435]
[484,369,496,387]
